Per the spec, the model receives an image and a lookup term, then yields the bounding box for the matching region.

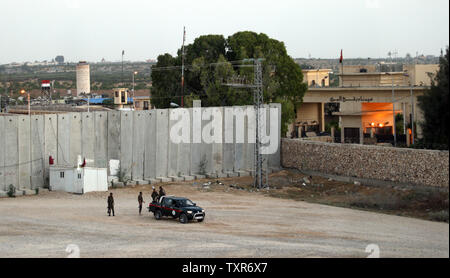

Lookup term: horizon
[2,52,444,65]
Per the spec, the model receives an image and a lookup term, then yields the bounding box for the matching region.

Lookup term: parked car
[148,196,205,224]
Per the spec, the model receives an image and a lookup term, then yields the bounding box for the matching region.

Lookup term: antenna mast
[181,26,186,107]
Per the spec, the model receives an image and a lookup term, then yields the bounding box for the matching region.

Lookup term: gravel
[0,184,448,258]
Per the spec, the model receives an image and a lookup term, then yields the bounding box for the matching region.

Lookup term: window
[60,172,65,178]
[78,173,82,179]
[115,91,119,97]
[164,198,173,207]
[135,101,140,108]
[144,101,149,110]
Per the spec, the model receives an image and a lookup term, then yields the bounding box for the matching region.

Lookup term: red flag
[339,49,343,63]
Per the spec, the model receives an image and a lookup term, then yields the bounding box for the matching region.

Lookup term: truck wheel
[179,213,188,224]
[154,210,162,220]
[197,218,204,223]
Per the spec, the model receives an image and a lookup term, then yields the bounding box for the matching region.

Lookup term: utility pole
[181,26,186,107]
[253,58,265,189]
[222,58,267,189]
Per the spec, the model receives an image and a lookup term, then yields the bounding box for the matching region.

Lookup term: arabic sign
[329,96,373,102]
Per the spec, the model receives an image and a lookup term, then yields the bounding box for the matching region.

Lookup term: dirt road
[0,183,448,258]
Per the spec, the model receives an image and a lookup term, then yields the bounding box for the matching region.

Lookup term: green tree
[151,53,181,108]
[417,47,449,149]
[151,31,307,135]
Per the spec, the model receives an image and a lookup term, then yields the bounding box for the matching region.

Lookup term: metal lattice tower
[253,58,265,189]
[222,58,267,189]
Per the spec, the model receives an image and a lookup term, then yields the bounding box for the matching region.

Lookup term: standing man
[159,186,166,199]
[107,193,115,217]
[138,192,145,215]
[151,186,159,202]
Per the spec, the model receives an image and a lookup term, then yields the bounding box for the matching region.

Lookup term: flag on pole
[339,49,343,63]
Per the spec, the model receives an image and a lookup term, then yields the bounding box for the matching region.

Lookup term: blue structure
[82,98,112,104]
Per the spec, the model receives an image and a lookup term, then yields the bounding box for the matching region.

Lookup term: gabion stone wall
[281,139,449,188]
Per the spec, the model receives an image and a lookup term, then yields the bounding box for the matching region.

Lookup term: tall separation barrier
[0,104,281,192]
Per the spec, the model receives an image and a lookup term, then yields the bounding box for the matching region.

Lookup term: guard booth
[49,166,108,194]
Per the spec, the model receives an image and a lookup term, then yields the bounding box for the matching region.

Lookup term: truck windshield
[178,199,195,207]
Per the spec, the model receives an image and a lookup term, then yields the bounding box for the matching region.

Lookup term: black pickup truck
[148,196,205,224]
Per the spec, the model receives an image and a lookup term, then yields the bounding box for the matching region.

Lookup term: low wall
[281,139,449,188]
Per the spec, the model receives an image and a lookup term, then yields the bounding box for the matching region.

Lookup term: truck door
[162,198,174,216]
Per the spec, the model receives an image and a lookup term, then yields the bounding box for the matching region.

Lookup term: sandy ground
[0,182,448,258]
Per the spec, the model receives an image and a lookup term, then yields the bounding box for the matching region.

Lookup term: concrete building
[303,69,332,87]
[403,64,439,86]
[76,61,90,96]
[291,64,438,144]
[133,96,151,110]
[113,88,130,109]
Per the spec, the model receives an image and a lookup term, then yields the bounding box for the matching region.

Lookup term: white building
[49,166,108,194]
[76,61,90,96]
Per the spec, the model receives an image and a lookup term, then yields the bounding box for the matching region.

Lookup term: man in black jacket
[107,193,115,216]
[151,187,159,202]
[138,192,144,215]
[158,186,166,199]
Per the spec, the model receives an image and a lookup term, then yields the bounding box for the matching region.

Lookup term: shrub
[428,210,449,222]
[7,184,16,198]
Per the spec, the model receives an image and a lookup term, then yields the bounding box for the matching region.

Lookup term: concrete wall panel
[212,107,223,174]
[31,115,45,188]
[94,112,108,168]
[200,108,213,174]
[3,116,18,189]
[155,109,168,178]
[57,114,70,166]
[177,108,191,176]
[44,114,58,185]
[222,107,234,173]
[144,110,157,179]
[245,106,256,171]
[120,111,133,180]
[81,112,95,167]
[69,113,82,166]
[132,111,145,180]
[191,107,202,175]
[18,115,31,189]
[268,103,282,169]
[107,111,121,171]
[233,106,246,172]
[168,109,179,177]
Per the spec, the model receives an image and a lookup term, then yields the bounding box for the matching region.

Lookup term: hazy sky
[0,0,448,64]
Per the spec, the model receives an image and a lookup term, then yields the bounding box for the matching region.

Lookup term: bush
[428,210,449,222]
[7,184,16,198]
[199,155,208,176]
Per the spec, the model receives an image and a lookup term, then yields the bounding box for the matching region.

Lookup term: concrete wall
[0,105,282,189]
[281,139,449,188]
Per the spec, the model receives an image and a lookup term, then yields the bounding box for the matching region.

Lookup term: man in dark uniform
[151,187,159,202]
[107,193,115,216]
[138,192,144,215]
[159,186,166,199]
